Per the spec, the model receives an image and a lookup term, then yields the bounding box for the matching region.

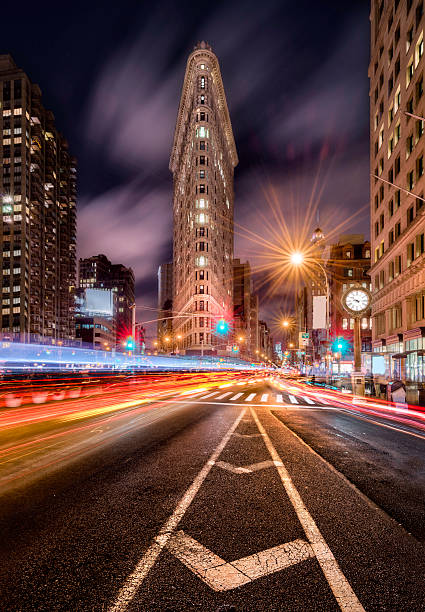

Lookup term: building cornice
[169,47,238,173]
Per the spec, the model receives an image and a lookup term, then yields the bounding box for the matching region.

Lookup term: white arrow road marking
[215,460,282,474]
[251,408,365,612]
[245,393,256,402]
[276,394,283,403]
[260,394,268,402]
[229,393,243,401]
[167,530,314,592]
[216,392,233,400]
[288,395,299,404]
[303,396,315,405]
[108,408,246,612]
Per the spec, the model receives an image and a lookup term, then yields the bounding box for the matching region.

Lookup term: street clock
[341,285,371,317]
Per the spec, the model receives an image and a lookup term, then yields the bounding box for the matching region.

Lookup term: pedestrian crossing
[194,390,334,407]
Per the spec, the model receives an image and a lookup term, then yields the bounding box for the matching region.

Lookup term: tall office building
[170,42,238,353]
[370,1,425,390]
[232,258,259,357]
[78,254,135,344]
[157,262,173,346]
[0,55,76,341]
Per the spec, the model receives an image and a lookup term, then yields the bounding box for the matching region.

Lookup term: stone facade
[370,0,425,386]
[170,42,238,353]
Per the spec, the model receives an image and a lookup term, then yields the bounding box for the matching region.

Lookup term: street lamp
[290,249,331,381]
[282,319,290,328]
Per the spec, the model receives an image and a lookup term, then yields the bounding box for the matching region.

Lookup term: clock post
[341,284,372,397]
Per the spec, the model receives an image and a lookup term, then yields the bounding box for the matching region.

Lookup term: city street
[1,375,425,611]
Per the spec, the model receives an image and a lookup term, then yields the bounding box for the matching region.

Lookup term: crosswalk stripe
[260,394,268,402]
[230,393,243,401]
[288,395,299,404]
[217,392,233,400]
[245,393,256,402]
[303,396,315,405]
[200,392,219,399]
[276,394,283,403]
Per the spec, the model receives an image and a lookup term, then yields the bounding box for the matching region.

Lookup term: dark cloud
[2,0,370,341]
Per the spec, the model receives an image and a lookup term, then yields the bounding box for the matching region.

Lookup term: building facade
[327,234,372,354]
[78,254,135,346]
[370,0,425,390]
[232,258,259,357]
[0,55,76,341]
[170,42,238,354]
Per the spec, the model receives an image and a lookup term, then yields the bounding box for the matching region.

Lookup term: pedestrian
[391,380,407,408]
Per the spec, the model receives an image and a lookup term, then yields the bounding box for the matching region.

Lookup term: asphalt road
[1,375,425,611]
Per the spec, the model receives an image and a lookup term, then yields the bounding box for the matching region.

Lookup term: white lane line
[108,408,246,612]
[251,408,365,612]
[276,394,283,403]
[260,394,268,402]
[245,393,256,402]
[229,393,243,401]
[288,395,299,404]
[216,459,282,474]
[200,392,219,399]
[303,396,315,405]
[216,392,233,400]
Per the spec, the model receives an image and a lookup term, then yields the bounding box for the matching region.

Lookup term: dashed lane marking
[108,408,246,612]
[167,531,314,592]
[229,393,243,401]
[251,408,365,612]
[245,393,256,402]
[232,432,264,438]
[216,392,233,400]
[260,394,269,402]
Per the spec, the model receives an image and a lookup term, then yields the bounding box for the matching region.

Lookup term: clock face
[344,289,370,313]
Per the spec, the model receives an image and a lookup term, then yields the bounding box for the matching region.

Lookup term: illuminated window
[342,318,348,330]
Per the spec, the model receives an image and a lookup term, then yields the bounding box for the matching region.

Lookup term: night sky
[2,0,371,340]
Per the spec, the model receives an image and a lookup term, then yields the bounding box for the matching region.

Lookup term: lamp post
[290,252,330,381]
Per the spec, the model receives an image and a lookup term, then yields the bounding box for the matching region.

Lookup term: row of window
[342,317,372,330]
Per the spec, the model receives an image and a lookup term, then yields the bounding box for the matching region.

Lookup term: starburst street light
[290,251,304,266]
[282,320,290,328]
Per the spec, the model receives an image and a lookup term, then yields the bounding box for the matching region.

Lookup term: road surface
[1,375,425,611]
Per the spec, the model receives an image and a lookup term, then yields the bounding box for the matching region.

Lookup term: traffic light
[331,336,350,355]
[216,319,229,335]
[125,336,135,351]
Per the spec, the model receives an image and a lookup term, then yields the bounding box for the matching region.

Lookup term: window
[408,205,415,224]
[380,213,385,230]
[200,76,205,89]
[417,154,424,178]
[199,170,205,178]
[395,55,400,76]
[395,154,401,175]
[417,193,424,211]
[199,141,205,150]
[389,229,395,245]
[395,189,401,208]
[407,133,414,155]
[417,119,424,140]
[407,60,414,86]
[389,261,395,281]
[199,155,205,165]
[365,248,371,258]
[417,1,424,26]
[395,24,401,43]
[407,27,414,52]
[199,300,204,311]
[345,250,351,258]
[375,221,379,237]
[407,96,414,114]
[407,242,415,266]
[395,254,402,276]
[199,285,204,294]
[416,232,425,255]
[395,221,401,238]
[342,318,348,330]
[408,169,415,190]
[347,268,353,277]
